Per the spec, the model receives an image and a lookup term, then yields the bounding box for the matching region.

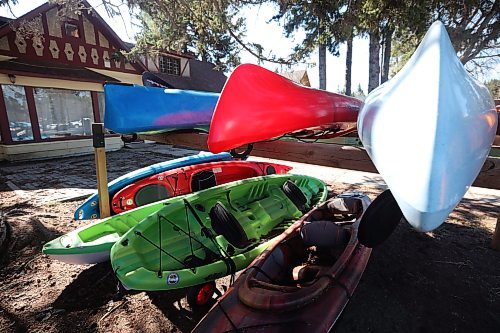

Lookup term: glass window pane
[34,88,93,139]
[97,92,105,123]
[2,85,33,141]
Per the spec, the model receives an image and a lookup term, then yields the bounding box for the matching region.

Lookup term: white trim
[0,73,104,91]
[0,137,123,161]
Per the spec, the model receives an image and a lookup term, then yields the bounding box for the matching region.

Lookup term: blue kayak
[74,152,232,220]
[104,83,220,134]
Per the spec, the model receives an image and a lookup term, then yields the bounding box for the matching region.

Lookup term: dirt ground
[0,143,499,333]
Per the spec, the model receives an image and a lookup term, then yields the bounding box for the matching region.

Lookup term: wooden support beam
[141,132,500,190]
[93,123,110,218]
[492,212,500,251]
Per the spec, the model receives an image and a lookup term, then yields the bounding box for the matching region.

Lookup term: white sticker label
[167,272,179,285]
[212,167,222,174]
[158,176,164,181]
[126,199,133,206]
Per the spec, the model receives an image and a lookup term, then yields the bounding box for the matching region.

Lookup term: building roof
[0,1,146,73]
[143,59,227,92]
[0,59,118,83]
[0,16,11,28]
[281,69,311,87]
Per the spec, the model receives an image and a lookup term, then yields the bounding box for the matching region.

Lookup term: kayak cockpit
[238,193,370,312]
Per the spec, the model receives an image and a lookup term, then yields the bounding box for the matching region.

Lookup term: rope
[134,230,187,269]
[183,199,237,277]
[158,214,222,264]
[247,265,277,284]
[158,214,162,277]
[216,302,241,332]
[184,202,195,259]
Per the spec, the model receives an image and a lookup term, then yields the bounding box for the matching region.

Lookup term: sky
[1,1,496,92]
[0,0,371,93]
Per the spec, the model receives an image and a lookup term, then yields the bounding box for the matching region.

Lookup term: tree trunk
[319,43,327,90]
[368,29,381,93]
[381,27,393,84]
[345,34,353,96]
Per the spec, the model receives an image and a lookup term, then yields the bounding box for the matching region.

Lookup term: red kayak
[193,193,372,333]
[208,64,363,153]
[111,160,292,214]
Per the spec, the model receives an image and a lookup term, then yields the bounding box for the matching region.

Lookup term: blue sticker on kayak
[167,273,179,285]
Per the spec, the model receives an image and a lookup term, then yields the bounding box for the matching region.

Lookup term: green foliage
[485,79,500,98]
[272,1,353,62]
[126,0,244,71]
[353,83,366,99]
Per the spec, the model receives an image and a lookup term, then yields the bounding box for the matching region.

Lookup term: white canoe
[358,21,498,232]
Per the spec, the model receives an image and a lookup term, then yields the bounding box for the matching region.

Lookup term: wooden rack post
[492,212,500,250]
[92,123,110,218]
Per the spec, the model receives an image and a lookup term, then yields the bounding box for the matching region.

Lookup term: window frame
[159,55,181,76]
[0,84,118,145]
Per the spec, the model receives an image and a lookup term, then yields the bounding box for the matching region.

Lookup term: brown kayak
[193,193,372,333]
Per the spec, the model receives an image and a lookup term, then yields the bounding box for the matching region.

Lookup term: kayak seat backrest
[308,197,363,222]
[326,197,362,215]
[191,170,217,191]
[253,239,302,284]
[134,184,169,207]
[209,202,249,249]
[300,221,350,249]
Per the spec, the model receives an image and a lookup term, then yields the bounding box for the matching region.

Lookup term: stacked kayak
[74,152,232,220]
[103,83,219,134]
[358,21,497,233]
[44,161,291,265]
[207,64,363,153]
[193,193,372,332]
[110,174,328,291]
[111,160,291,214]
[44,199,170,265]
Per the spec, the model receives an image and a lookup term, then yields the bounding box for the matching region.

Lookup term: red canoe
[111,160,292,214]
[193,193,372,333]
[207,64,363,153]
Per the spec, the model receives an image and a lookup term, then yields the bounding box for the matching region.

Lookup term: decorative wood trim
[91,90,101,122]
[23,86,42,141]
[141,132,500,190]
[41,13,49,37]
[180,59,189,76]
[0,3,55,37]
[0,86,13,144]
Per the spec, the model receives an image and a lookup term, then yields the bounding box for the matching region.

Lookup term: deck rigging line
[134,230,187,270]
[183,199,237,278]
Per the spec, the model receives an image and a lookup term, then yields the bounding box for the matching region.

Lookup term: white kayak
[358,21,498,232]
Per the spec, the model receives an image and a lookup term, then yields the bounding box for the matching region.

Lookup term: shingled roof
[143,59,227,93]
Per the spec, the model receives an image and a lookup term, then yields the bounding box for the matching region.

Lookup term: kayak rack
[140,132,500,191]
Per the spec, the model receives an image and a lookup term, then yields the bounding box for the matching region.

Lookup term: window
[97,92,105,123]
[2,85,33,141]
[159,55,181,75]
[33,88,93,138]
[64,22,80,38]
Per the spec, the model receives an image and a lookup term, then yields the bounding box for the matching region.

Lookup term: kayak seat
[308,197,363,222]
[209,202,249,249]
[300,220,350,249]
[134,184,169,207]
[191,170,217,191]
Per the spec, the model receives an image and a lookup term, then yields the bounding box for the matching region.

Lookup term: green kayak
[110,174,327,292]
[43,200,170,265]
